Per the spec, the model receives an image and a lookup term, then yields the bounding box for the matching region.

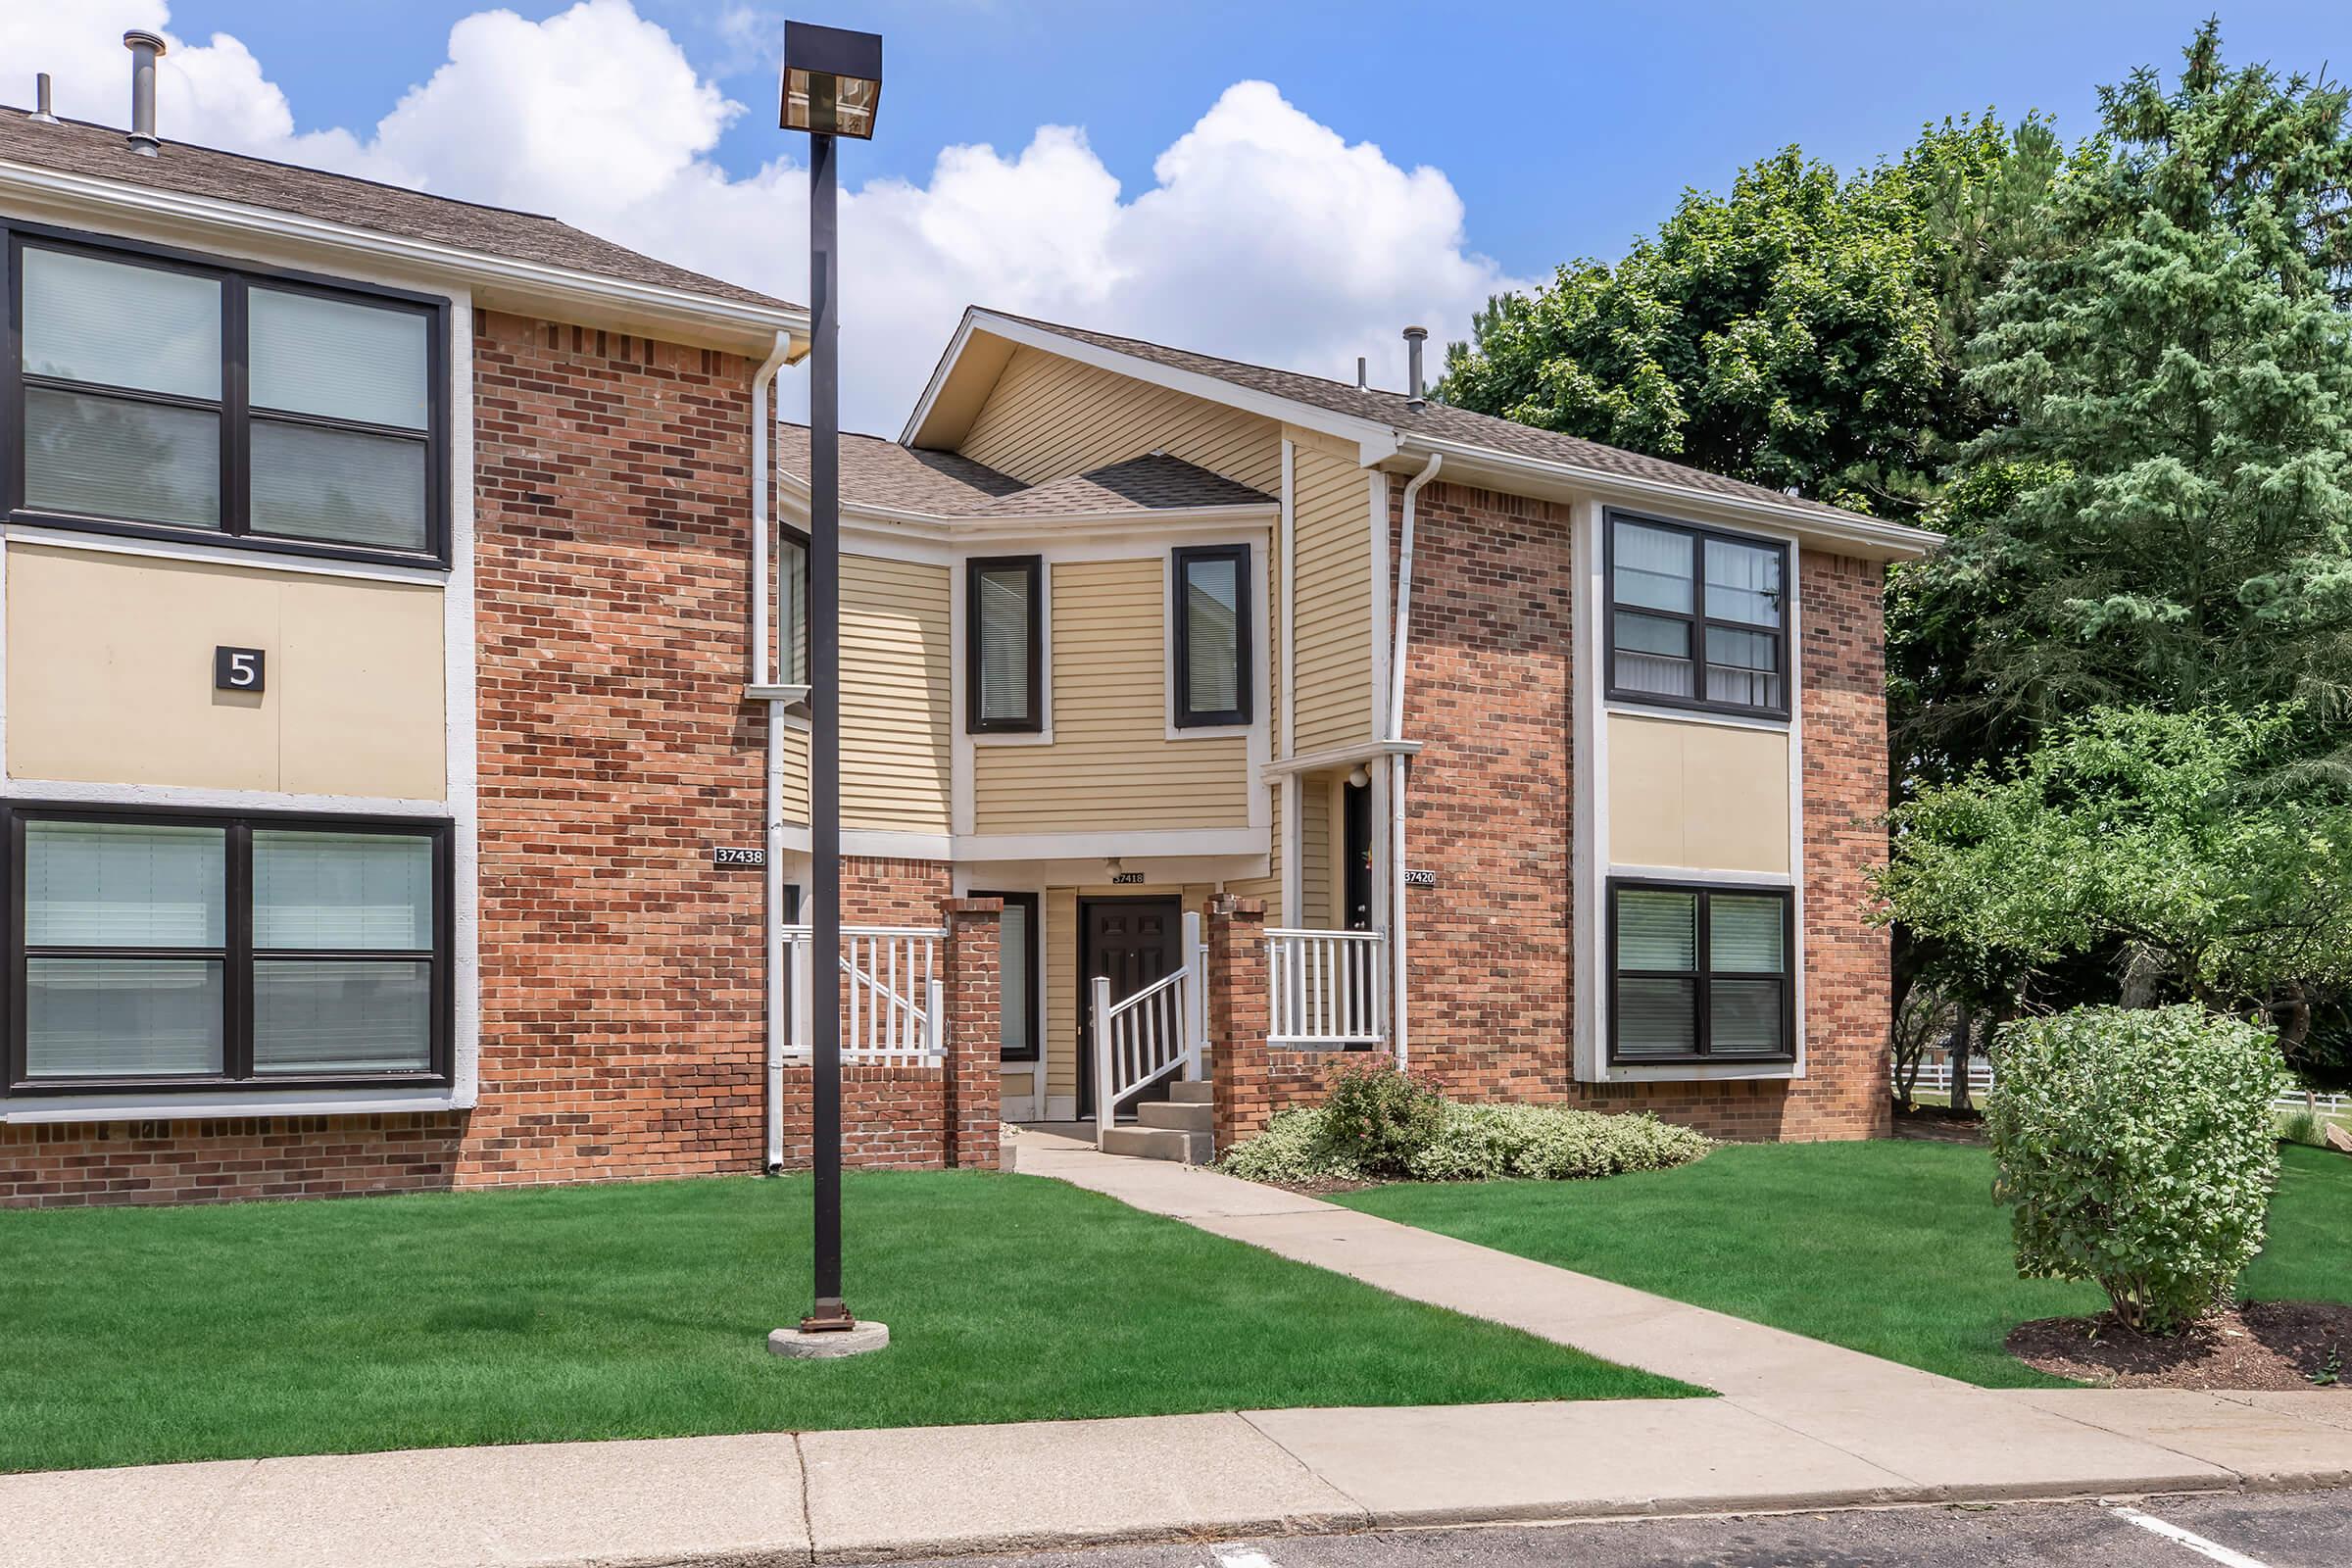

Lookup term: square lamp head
[780,21,882,138]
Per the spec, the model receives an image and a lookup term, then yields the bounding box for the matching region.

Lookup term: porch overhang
[1259,738,1422,782]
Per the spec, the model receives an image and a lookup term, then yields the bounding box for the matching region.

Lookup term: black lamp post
[780,19,880,1337]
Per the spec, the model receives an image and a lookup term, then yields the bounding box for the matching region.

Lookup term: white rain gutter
[745,330,796,1174]
[1387,453,1442,1068]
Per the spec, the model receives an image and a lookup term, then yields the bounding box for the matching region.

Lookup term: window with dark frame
[1606,513,1788,716]
[966,555,1042,733]
[6,224,449,567]
[974,890,1039,1062]
[1608,880,1794,1064]
[777,523,809,686]
[1172,543,1251,728]
[9,807,453,1094]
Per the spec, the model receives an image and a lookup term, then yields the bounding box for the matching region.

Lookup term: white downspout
[747,330,794,1174]
[1388,454,1442,1068]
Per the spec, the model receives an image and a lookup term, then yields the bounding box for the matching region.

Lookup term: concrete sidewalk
[9,1388,2349,1568]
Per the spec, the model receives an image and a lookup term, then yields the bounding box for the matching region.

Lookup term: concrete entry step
[1167,1080,1214,1105]
[1099,1125,1213,1164]
[1138,1100,1212,1134]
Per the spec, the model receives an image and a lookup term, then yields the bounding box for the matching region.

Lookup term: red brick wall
[462,311,768,1190]
[0,1115,465,1207]
[1232,480,1890,1144]
[1,316,993,1208]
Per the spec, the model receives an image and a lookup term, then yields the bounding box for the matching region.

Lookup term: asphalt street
[888,1492,2351,1568]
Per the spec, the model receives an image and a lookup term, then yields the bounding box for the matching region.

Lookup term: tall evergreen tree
[1893,24,2352,785]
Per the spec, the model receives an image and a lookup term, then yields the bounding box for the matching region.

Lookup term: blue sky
[161,0,2343,281]
[22,1,2331,428]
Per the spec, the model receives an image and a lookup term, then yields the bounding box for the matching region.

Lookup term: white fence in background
[1907,1057,2349,1117]
[781,923,946,1065]
[1094,911,1205,1138]
[1267,927,1388,1049]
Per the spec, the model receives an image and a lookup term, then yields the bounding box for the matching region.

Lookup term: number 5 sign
[215,647,267,694]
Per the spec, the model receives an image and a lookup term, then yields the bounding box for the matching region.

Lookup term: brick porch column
[1207,895,1271,1152]
[940,897,1004,1170]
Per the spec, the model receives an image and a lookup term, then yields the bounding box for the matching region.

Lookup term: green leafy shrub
[1407,1102,1711,1181]
[1321,1060,1447,1177]
[1216,1108,1365,1184]
[1219,1095,1711,1185]
[1988,1004,2285,1334]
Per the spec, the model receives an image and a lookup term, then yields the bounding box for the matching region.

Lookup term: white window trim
[0,286,481,1119]
[1574,498,1807,1085]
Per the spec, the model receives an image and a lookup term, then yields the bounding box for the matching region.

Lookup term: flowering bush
[1217,1087,1711,1186]
[1989,1004,2284,1334]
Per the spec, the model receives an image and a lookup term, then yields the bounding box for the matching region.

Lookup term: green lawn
[0,1169,1694,1474]
[1337,1141,2352,1389]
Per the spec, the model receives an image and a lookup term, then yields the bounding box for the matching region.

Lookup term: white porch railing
[781,923,946,1065]
[1267,927,1388,1049]
[1093,911,1205,1139]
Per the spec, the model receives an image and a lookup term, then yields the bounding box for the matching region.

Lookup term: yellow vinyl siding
[1298,770,1334,926]
[1045,888,1078,1102]
[779,722,810,825]
[958,346,1282,494]
[843,554,951,833]
[1292,440,1374,753]
[973,559,1250,834]
[1228,779,1282,910]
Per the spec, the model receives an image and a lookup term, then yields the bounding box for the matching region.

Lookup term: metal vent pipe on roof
[30,74,59,124]
[123,30,165,156]
[1403,325,1428,410]
[1356,356,1368,390]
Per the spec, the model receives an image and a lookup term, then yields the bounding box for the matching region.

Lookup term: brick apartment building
[0,83,1935,1208]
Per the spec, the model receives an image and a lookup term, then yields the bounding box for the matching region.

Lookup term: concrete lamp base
[768,1321,891,1359]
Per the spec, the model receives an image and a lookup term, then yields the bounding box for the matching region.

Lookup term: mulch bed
[2009,1299,2352,1391]
[1891,1102,1987,1145]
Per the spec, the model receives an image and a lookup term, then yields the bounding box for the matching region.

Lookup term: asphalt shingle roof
[0,107,795,313]
[777,426,1270,517]
[983,311,1887,529]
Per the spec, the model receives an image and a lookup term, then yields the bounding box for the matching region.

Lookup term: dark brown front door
[1079,897,1182,1117]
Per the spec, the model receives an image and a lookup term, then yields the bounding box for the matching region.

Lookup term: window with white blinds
[1609,881,1793,1063]
[977,891,1039,1062]
[966,557,1042,733]
[1606,514,1788,717]
[10,811,447,1092]
[1173,544,1250,727]
[10,229,445,563]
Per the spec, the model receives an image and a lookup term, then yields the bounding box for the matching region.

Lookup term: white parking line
[1213,1550,1280,1568]
[2108,1505,2274,1568]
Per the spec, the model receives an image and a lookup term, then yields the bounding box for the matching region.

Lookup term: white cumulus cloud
[1,1,1527,433]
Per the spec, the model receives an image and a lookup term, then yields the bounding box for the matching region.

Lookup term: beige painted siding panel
[6,545,444,799]
[973,559,1249,833]
[1607,713,1790,874]
[959,347,1282,493]
[1292,445,1373,753]
[842,554,951,833]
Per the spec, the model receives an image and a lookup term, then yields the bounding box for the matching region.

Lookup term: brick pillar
[1207,895,1271,1152]
[940,897,1004,1170]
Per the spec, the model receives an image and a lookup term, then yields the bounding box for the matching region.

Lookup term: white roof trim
[903,307,1940,561]
[775,471,1276,536]
[1398,434,1941,559]
[905,308,1397,457]
[0,159,810,351]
